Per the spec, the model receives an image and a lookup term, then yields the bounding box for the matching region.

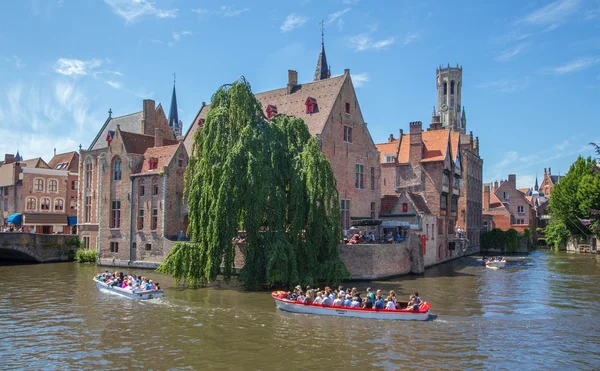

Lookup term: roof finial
[108,108,112,118]
[320,19,325,44]
[173,72,176,86]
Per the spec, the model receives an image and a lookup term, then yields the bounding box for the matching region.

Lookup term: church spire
[534,174,539,191]
[168,73,181,136]
[314,20,330,81]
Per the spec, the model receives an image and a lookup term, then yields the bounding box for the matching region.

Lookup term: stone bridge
[0,233,78,262]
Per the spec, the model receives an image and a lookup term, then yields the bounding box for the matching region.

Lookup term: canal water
[1,251,599,370]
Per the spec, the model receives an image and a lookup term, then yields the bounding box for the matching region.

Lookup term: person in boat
[389,290,398,306]
[362,296,373,309]
[385,296,396,310]
[297,290,306,303]
[338,286,346,296]
[374,295,385,309]
[343,294,352,307]
[350,297,361,308]
[321,291,333,307]
[366,287,375,303]
[413,292,423,304]
[313,292,323,305]
[333,293,344,307]
[306,285,315,299]
[352,290,363,304]
[304,290,314,304]
[407,295,420,310]
[386,231,394,243]
[154,282,160,291]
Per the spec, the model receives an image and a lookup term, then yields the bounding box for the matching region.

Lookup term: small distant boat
[485,260,507,269]
[272,292,431,321]
[94,279,163,300]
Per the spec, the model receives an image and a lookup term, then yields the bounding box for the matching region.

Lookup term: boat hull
[486,261,506,268]
[273,295,430,321]
[94,280,163,300]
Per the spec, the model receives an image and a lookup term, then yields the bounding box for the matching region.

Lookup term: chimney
[4,154,15,164]
[544,168,547,174]
[548,167,551,175]
[399,129,403,137]
[508,174,516,187]
[287,70,298,94]
[54,148,56,156]
[409,121,423,163]
[154,128,163,147]
[388,134,395,143]
[344,68,350,75]
[483,184,491,209]
[494,180,498,190]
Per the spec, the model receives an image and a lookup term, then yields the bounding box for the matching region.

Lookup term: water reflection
[0,252,599,370]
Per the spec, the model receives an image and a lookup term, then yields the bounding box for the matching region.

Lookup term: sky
[0,0,599,189]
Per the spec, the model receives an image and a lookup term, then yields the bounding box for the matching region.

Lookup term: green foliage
[75,248,98,263]
[158,77,349,289]
[505,228,520,253]
[544,220,570,250]
[549,156,599,236]
[65,237,80,247]
[481,228,528,252]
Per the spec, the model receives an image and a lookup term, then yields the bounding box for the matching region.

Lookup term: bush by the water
[75,249,98,263]
[481,228,529,253]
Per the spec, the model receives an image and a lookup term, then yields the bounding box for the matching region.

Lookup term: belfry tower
[436,64,466,134]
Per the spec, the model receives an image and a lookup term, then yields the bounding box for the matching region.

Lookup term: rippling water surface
[1,251,599,370]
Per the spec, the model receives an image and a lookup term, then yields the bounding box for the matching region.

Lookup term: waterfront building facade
[539,167,563,198]
[482,175,536,233]
[184,39,381,236]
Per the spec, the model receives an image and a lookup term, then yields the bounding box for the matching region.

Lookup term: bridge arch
[0,245,43,262]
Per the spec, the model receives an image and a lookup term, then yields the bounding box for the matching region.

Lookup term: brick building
[184,38,381,236]
[482,175,535,233]
[78,98,188,263]
[0,151,79,233]
[376,65,483,264]
[539,167,563,198]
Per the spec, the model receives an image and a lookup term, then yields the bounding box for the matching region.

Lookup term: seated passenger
[297,290,306,303]
[321,292,333,307]
[366,287,375,303]
[304,290,314,305]
[148,280,156,290]
[350,297,361,308]
[343,294,352,307]
[413,291,423,304]
[374,295,385,309]
[154,282,161,291]
[313,292,323,305]
[332,293,344,307]
[363,297,373,309]
[385,296,396,310]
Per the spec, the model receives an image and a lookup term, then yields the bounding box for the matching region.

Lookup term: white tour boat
[485,260,507,269]
[94,279,163,300]
[272,292,431,321]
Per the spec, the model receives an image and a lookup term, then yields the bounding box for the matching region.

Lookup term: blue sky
[0,0,599,188]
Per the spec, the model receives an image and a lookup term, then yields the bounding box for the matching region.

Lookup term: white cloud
[541,57,600,75]
[281,14,308,32]
[518,0,580,30]
[327,8,351,25]
[349,33,395,52]
[352,73,369,87]
[172,30,192,42]
[106,80,122,89]
[6,55,25,69]
[221,5,249,17]
[476,77,530,93]
[191,8,209,15]
[495,42,531,61]
[402,32,420,45]
[103,0,178,23]
[54,58,102,76]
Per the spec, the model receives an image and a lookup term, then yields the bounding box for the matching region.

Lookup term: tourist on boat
[385,296,396,310]
[333,293,344,307]
[313,292,323,305]
[389,290,397,305]
[304,290,314,304]
[374,295,385,309]
[414,292,423,304]
[407,295,420,310]
[350,297,361,308]
[297,290,306,303]
[362,296,373,309]
[321,292,333,307]
[366,287,375,303]
[338,286,346,295]
[343,294,352,307]
[306,285,315,299]
[386,231,394,243]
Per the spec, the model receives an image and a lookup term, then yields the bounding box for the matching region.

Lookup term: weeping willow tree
[157,77,349,288]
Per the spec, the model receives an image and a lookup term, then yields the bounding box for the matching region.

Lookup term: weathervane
[320,19,325,43]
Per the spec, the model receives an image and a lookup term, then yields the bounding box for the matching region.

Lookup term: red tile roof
[138,144,180,174]
[48,151,79,172]
[450,131,460,160]
[375,140,399,163]
[396,129,452,164]
[120,132,178,155]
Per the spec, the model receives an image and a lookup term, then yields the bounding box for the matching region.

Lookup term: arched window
[34,178,44,191]
[48,179,58,192]
[85,158,93,189]
[54,199,64,211]
[450,81,455,94]
[443,82,447,95]
[41,198,51,211]
[26,197,36,211]
[113,157,122,181]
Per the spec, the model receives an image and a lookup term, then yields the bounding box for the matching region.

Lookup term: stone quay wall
[0,232,77,262]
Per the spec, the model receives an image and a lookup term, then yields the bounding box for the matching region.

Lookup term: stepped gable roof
[408,193,432,214]
[255,74,346,136]
[375,139,399,163]
[120,132,177,155]
[380,195,399,214]
[20,157,50,169]
[138,144,180,174]
[48,151,78,172]
[89,111,144,150]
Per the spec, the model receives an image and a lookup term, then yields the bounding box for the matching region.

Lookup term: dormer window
[148,158,158,170]
[305,97,318,114]
[266,105,277,119]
